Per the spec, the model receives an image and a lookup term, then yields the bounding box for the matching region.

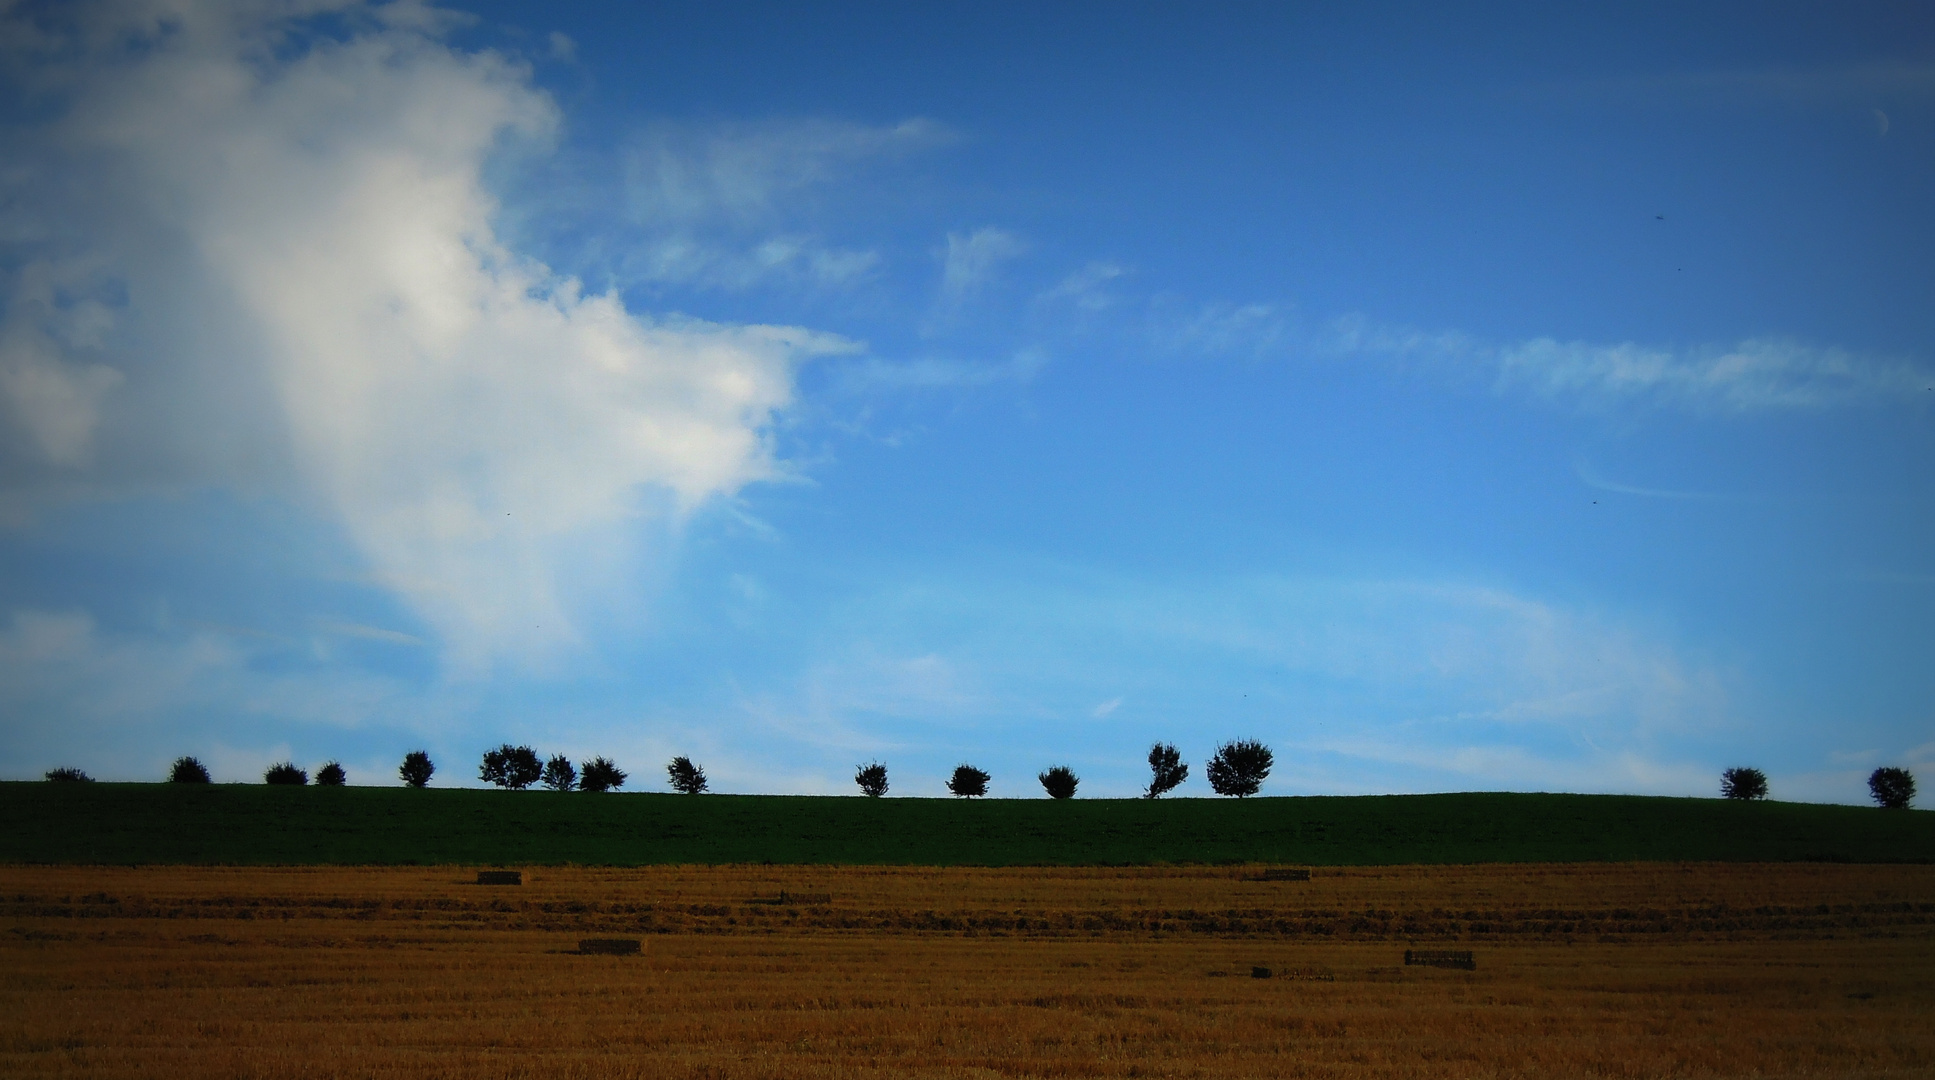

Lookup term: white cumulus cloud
[0,0,852,664]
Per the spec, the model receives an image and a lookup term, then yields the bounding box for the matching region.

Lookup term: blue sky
[1,0,1930,801]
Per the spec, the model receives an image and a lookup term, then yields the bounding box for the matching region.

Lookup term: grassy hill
[3,783,1930,865]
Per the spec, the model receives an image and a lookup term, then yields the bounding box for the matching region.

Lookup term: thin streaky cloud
[830,350,1047,393]
[625,117,953,227]
[1040,262,1128,312]
[1573,462,1732,502]
[1108,300,1930,411]
[1313,315,1929,412]
[502,115,949,294]
[1493,336,1927,411]
[1165,301,1292,358]
[936,228,1027,308]
[318,621,426,647]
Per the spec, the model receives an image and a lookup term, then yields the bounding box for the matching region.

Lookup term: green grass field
[3,783,1930,865]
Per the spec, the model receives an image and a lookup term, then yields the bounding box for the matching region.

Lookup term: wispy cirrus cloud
[1040,262,1127,312]
[1572,461,1731,502]
[587,117,953,291]
[1491,335,1928,411]
[1160,301,1294,359]
[927,227,1027,331]
[1321,315,1928,411]
[1046,290,1930,412]
[627,117,951,226]
[828,350,1047,393]
[317,620,427,647]
[1031,268,1930,411]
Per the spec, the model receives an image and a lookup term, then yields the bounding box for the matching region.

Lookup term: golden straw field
[4,862,1933,1078]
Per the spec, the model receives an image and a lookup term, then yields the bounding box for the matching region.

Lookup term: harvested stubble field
[4,863,1933,1079]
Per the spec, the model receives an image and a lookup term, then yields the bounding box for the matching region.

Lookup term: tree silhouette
[264,762,307,785]
[398,751,435,788]
[480,745,542,790]
[667,756,708,794]
[579,757,627,792]
[947,764,990,798]
[1206,740,1273,798]
[1145,743,1188,799]
[1720,767,1767,800]
[169,756,210,783]
[316,761,347,786]
[1869,767,1916,810]
[540,754,577,791]
[854,761,889,798]
[1038,765,1078,799]
[45,767,92,782]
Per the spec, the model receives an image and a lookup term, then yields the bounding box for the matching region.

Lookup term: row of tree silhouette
[98,750,701,794]
[149,757,350,786]
[474,745,630,792]
[128,743,1268,797]
[854,741,1275,799]
[39,753,1916,808]
[1719,765,1917,809]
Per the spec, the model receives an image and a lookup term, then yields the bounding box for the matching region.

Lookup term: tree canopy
[1870,767,1916,810]
[1206,740,1273,798]
[579,757,627,792]
[1145,743,1188,799]
[398,751,435,788]
[1720,767,1767,800]
[667,756,708,795]
[947,764,990,798]
[1039,765,1078,799]
[480,745,542,790]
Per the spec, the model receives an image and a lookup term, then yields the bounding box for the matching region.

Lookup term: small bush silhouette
[398,751,435,788]
[1038,765,1078,799]
[541,754,577,791]
[1869,767,1916,810]
[315,761,347,786]
[45,767,93,782]
[264,762,308,785]
[480,745,542,790]
[1206,739,1273,798]
[1145,742,1188,799]
[854,761,888,798]
[579,757,627,792]
[947,764,990,798]
[667,756,708,794]
[169,756,211,783]
[1720,767,1767,800]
